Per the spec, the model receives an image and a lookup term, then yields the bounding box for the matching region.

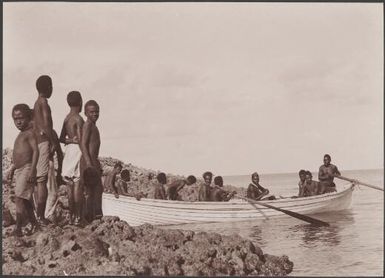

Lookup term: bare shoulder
[25,128,36,140]
[75,114,85,124]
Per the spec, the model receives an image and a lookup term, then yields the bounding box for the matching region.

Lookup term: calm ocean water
[170,169,384,276]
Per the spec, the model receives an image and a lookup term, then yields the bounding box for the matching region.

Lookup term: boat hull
[102,185,354,226]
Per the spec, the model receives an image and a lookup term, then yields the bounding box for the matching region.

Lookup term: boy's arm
[80,121,92,168]
[41,100,55,151]
[28,132,39,182]
[59,121,67,144]
[334,166,341,177]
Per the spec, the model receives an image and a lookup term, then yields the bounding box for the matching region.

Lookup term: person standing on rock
[10,104,40,236]
[80,100,103,222]
[33,75,56,226]
[167,175,197,200]
[198,172,213,201]
[154,172,167,199]
[59,91,85,225]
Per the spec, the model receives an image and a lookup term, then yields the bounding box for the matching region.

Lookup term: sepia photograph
[2,2,383,276]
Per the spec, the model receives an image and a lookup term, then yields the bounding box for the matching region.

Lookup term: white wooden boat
[102,184,354,226]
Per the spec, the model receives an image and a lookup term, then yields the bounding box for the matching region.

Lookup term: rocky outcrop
[2,216,293,276]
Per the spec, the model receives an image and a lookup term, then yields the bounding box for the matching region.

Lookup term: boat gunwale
[103,183,354,207]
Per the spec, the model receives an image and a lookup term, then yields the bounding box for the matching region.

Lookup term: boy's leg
[66,180,75,224]
[36,180,49,224]
[73,180,83,225]
[94,176,103,219]
[14,197,25,237]
[36,141,50,224]
[23,199,41,234]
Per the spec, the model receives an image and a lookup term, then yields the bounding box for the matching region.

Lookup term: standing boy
[80,100,103,222]
[33,75,55,225]
[60,91,84,225]
[10,104,40,236]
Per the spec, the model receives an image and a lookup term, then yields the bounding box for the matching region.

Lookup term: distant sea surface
[170,169,384,276]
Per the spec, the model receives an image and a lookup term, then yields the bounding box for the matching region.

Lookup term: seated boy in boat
[292,169,307,198]
[303,171,320,197]
[110,169,144,200]
[198,171,213,201]
[154,172,167,200]
[209,176,236,201]
[104,162,123,198]
[10,104,40,236]
[247,172,275,200]
[167,175,197,200]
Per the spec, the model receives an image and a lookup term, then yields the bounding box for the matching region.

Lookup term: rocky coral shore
[2,216,293,276]
[2,149,293,276]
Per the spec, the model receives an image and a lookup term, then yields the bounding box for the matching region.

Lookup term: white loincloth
[62,144,82,183]
[45,160,58,218]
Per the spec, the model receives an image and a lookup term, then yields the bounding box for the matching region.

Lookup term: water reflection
[289,210,355,248]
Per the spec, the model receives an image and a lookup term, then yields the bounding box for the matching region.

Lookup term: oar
[335,175,383,192]
[237,196,330,227]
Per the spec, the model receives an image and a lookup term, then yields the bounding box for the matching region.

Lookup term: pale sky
[3,3,383,176]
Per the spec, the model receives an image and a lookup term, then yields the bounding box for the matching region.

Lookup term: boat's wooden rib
[102,184,354,226]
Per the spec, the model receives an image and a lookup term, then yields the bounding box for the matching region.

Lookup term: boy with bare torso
[33,75,56,225]
[60,91,84,225]
[9,104,40,236]
[80,100,103,222]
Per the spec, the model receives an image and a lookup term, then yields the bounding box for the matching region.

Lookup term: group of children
[104,167,237,202]
[296,154,341,198]
[8,75,342,237]
[9,75,103,237]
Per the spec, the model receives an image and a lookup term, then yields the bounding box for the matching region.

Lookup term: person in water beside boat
[209,176,237,201]
[318,154,340,194]
[198,171,213,201]
[247,172,276,200]
[10,104,40,237]
[60,91,85,225]
[167,175,197,200]
[81,100,103,222]
[154,172,167,199]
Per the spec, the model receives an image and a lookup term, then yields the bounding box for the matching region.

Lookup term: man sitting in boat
[115,169,130,196]
[167,175,197,200]
[209,176,236,201]
[154,172,167,200]
[297,169,307,197]
[198,171,212,201]
[246,172,275,200]
[318,154,340,194]
[104,162,123,198]
[303,171,319,197]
